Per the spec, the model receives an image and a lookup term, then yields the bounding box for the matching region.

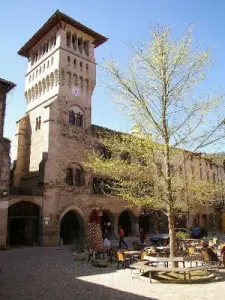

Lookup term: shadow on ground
[0,246,158,300]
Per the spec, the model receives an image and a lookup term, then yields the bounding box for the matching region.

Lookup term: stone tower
[13,10,107,183]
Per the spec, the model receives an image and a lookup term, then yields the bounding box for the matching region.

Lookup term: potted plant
[71,238,88,261]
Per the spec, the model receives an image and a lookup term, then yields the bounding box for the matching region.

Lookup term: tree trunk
[168,211,176,258]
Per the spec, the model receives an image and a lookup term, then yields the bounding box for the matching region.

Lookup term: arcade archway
[118,210,134,237]
[60,210,84,244]
[100,210,114,238]
[8,201,40,246]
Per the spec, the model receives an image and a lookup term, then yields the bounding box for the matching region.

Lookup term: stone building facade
[3,10,225,247]
[0,78,16,246]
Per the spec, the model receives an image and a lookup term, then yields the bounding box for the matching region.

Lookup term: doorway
[118,210,132,236]
[8,201,40,246]
[60,210,84,244]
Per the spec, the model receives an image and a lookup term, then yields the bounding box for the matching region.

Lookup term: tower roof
[0,78,16,94]
[18,10,108,57]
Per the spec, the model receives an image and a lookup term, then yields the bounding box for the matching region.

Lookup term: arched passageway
[202,214,208,229]
[60,210,84,244]
[138,213,150,233]
[156,211,168,233]
[193,213,200,226]
[175,214,187,228]
[118,210,133,237]
[100,210,114,238]
[8,201,40,246]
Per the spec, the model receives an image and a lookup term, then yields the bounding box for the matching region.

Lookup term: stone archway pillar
[0,197,8,246]
[113,214,119,238]
[42,214,60,246]
[133,221,139,236]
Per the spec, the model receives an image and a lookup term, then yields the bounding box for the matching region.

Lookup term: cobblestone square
[0,247,225,300]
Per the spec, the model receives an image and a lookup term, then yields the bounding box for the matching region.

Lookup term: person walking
[118,226,128,249]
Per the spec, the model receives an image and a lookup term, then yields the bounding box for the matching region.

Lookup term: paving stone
[0,247,224,300]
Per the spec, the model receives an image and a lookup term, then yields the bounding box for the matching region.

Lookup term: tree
[85,25,225,257]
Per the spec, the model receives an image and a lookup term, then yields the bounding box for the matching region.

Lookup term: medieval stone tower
[13,10,107,184]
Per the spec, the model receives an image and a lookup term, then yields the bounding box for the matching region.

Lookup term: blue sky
[1,0,225,156]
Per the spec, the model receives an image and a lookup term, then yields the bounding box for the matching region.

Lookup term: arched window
[38,82,42,96]
[67,56,71,66]
[47,60,49,69]
[80,61,83,70]
[28,90,31,103]
[67,72,72,87]
[65,168,73,185]
[35,84,38,98]
[51,57,54,65]
[73,74,78,86]
[46,76,50,91]
[74,59,77,68]
[68,106,84,127]
[42,79,46,94]
[75,168,83,186]
[66,32,71,47]
[86,63,89,72]
[72,34,77,50]
[85,79,89,93]
[80,77,84,92]
[78,37,83,53]
[50,73,54,88]
[39,66,42,74]
[54,69,58,86]
[65,164,84,186]
[83,40,89,56]
[38,116,41,129]
[69,110,75,125]
[43,64,45,72]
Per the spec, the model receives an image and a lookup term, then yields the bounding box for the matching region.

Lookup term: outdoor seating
[116,251,130,269]
[140,251,148,261]
[188,247,199,256]
[130,254,221,283]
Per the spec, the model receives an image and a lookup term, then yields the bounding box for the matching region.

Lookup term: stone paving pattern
[0,247,225,300]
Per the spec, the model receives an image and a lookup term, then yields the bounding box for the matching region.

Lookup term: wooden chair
[109,247,117,263]
[116,251,130,269]
[140,251,148,261]
[188,247,198,256]
[201,250,209,264]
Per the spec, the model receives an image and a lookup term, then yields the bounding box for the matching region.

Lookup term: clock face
[72,87,81,97]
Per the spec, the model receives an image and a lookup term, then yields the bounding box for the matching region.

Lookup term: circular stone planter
[72,252,88,261]
[91,258,109,267]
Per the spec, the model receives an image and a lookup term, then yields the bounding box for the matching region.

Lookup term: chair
[140,251,148,261]
[109,247,117,263]
[188,247,197,256]
[201,250,209,264]
[116,251,130,269]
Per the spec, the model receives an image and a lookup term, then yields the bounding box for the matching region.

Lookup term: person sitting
[202,241,219,263]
